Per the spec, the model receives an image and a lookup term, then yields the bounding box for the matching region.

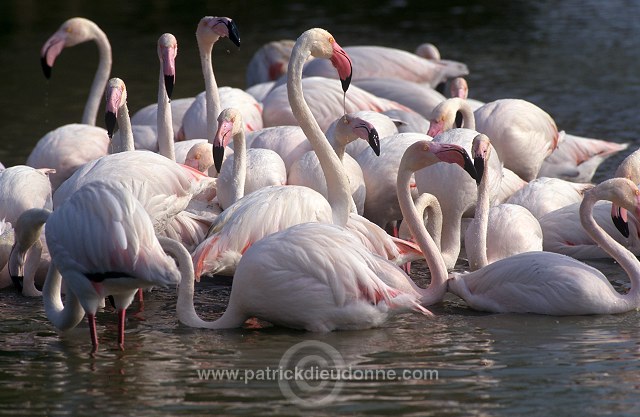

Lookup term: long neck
[231,128,247,203]
[198,37,221,144]
[580,195,640,307]
[113,102,135,153]
[82,26,112,126]
[467,169,490,270]
[43,263,86,331]
[397,167,448,304]
[158,236,245,329]
[459,102,476,130]
[439,210,464,269]
[156,67,175,160]
[288,39,351,227]
[401,193,442,250]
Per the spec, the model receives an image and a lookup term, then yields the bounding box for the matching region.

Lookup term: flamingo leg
[117,308,126,350]
[88,314,99,353]
[136,288,144,311]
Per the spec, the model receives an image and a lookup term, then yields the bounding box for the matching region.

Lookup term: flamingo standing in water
[10,181,180,351]
[29,17,111,191]
[448,177,640,315]
[171,140,474,330]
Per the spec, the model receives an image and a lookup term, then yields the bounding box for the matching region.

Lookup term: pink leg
[117,308,126,350]
[136,288,144,311]
[88,314,99,353]
[401,262,412,275]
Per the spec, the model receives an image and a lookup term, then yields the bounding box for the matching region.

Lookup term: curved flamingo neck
[580,192,640,307]
[157,65,175,160]
[288,35,351,227]
[439,210,465,269]
[467,164,490,270]
[457,101,475,130]
[159,237,245,329]
[397,167,448,304]
[231,127,247,204]
[197,37,222,145]
[83,24,112,126]
[15,208,84,330]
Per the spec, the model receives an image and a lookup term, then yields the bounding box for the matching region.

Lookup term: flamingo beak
[611,204,629,238]
[473,156,485,186]
[368,128,381,156]
[213,119,234,173]
[40,33,66,79]
[162,45,177,99]
[352,118,380,156]
[432,143,478,182]
[330,40,352,92]
[427,120,445,138]
[226,19,241,47]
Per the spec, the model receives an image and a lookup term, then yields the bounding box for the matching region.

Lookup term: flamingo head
[449,77,469,100]
[471,134,492,185]
[197,17,241,48]
[158,33,178,99]
[596,179,640,235]
[403,140,477,182]
[427,97,468,137]
[337,114,380,156]
[40,17,100,79]
[104,78,127,138]
[185,142,214,173]
[213,108,243,173]
[304,29,352,92]
[611,204,630,238]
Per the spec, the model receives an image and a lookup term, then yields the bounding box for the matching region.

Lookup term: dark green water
[1,0,640,415]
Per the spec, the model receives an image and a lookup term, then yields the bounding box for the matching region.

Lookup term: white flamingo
[179,16,262,141]
[288,113,381,215]
[464,134,542,271]
[448,177,640,315]
[212,109,287,211]
[10,181,180,351]
[29,17,110,191]
[164,227,431,332]
[507,177,594,220]
[0,166,55,296]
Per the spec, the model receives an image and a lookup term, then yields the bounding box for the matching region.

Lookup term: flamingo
[414,99,503,269]
[10,181,180,351]
[29,17,110,191]
[212,109,287,211]
[448,177,640,315]
[464,134,543,271]
[288,113,381,215]
[0,166,55,296]
[191,28,424,278]
[302,45,468,88]
[612,148,640,238]
[179,16,263,141]
[245,39,298,87]
[164,228,431,332]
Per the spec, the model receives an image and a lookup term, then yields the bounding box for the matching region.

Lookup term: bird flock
[1,15,637,353]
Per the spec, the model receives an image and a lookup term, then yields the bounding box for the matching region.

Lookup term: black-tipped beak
[105,111,117,138]
[41,56,52,79]
[473,157,485,186]
[213,145,225,173]
[368,128,380,156]
[226,20,241,47]
[612,209,630,238]
[341,72,352,93]
[10,275,23,292]
[164,74,175,99]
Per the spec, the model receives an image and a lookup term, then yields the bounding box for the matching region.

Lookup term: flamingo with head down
[10,181,180,351]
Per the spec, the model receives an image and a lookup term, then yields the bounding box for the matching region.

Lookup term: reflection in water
[1,0,640,415]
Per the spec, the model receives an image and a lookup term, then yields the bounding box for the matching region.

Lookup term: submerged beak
[330,40,352,92]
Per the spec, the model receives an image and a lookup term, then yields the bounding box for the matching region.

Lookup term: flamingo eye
[328,37,334,44]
